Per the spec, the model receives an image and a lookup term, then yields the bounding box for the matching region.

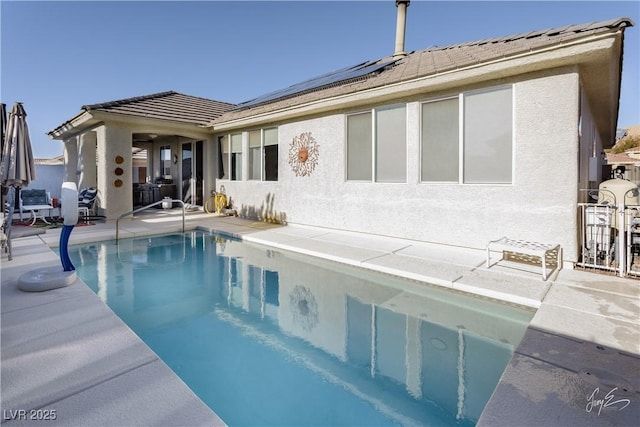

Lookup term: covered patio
[47,91,234,220]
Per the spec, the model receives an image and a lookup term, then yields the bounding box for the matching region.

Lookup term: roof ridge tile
[83,91,176,110]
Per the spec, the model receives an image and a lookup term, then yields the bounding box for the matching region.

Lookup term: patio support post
[63,137,78,184]
[95,124,133,219]
[78,131,97,191]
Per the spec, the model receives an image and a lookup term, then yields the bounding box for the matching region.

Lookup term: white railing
[115,199,185,242]
[624,204,640,277]
[578,202,618,272]
[578,188,640,278]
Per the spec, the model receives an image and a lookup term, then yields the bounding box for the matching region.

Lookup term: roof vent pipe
[393,1,410,58]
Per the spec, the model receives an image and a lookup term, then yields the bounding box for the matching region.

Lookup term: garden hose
[214,193,227,214]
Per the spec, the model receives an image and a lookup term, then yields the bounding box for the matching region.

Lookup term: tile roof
[211,17,633,125]
[83,91,235,126]
[607,152,640,165]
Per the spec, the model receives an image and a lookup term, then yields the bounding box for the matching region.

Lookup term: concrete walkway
[1,210,638,426]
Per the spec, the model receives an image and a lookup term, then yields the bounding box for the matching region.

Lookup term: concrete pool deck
[1,210,639,426]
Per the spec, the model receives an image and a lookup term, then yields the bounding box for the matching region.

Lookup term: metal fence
[578,188,640,277]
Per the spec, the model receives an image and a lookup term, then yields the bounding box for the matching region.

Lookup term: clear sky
[1,0,639,158]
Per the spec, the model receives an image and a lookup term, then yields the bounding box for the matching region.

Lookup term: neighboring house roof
[210,17,633,126]
[607,152,640,165]
[35,156,64,165]
[608,126,640,162]
[49,91,235,137]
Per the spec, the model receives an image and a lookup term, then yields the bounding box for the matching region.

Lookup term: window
[221,128,278,182]
[347,112,372,180]
[463,88,512,183]
[248,130,261,180]
[220,136,229,180]
[421,86,512,184]
[346,104,406,182]
[160,145,172,177]
[247,128,278,181]
[376,105,407,182]
[263,128,278,181]
[421,98,459,182]
[230,133,242,181]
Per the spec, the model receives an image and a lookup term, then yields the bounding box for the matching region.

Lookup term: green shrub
[611,134,640,154]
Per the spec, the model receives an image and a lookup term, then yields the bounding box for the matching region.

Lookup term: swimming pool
[68,231,534,426]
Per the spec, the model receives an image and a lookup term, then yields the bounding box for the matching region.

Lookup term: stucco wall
[96,124,134,219]
[218,71,582,263]
[578,86,605,195]
[28,164,65,200]
[28,164,64,206]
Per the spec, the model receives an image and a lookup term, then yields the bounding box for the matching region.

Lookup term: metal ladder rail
[115,199,185,242]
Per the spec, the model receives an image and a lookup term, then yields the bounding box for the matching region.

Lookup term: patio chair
[19,188,55,225]
[78,187,98,220]
[2,187,48,261]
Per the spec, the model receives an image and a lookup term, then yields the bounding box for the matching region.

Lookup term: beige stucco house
[49,12,634,267]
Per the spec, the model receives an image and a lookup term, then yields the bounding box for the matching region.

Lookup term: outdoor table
[23,204,55,226]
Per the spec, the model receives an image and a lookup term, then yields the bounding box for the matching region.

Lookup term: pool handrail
[115,199,185,242]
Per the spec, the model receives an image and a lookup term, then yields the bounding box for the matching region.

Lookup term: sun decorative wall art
[288,132,319,177]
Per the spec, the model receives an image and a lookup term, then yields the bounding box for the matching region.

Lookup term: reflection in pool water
[69,231,534,426]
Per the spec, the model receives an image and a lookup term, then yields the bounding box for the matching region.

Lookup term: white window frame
[262,127,278,182]
[160,145,172,177]
[420,85,514,185]
[230,133,243,181]
[221,128,278,182]
[345,111,373,181]
[220,135,229,180]
[420,96,459,183]
[248,129,262,181]
[346,104,407,183]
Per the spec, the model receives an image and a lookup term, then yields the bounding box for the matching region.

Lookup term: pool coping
[2,212,639,426]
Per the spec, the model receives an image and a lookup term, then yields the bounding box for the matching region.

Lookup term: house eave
[49,110,213,141]
[47,110,96,140]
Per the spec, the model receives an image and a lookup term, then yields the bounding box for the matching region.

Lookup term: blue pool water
[68,231,533,426]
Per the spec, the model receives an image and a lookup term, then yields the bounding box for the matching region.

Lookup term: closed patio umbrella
[1,103,36,262]
[0,102,36,188]
[1,102,8,257]
[0,103,7,157]
[1,103,7,206]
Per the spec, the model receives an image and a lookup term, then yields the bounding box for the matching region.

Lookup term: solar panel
[233,58,398,110]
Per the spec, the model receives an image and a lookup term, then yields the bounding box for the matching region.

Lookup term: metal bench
[486,237,562,280]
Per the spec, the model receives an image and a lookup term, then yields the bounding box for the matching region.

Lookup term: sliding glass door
[181,141,203,206]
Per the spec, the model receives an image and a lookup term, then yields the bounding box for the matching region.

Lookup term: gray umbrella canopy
[0,102,36,188]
